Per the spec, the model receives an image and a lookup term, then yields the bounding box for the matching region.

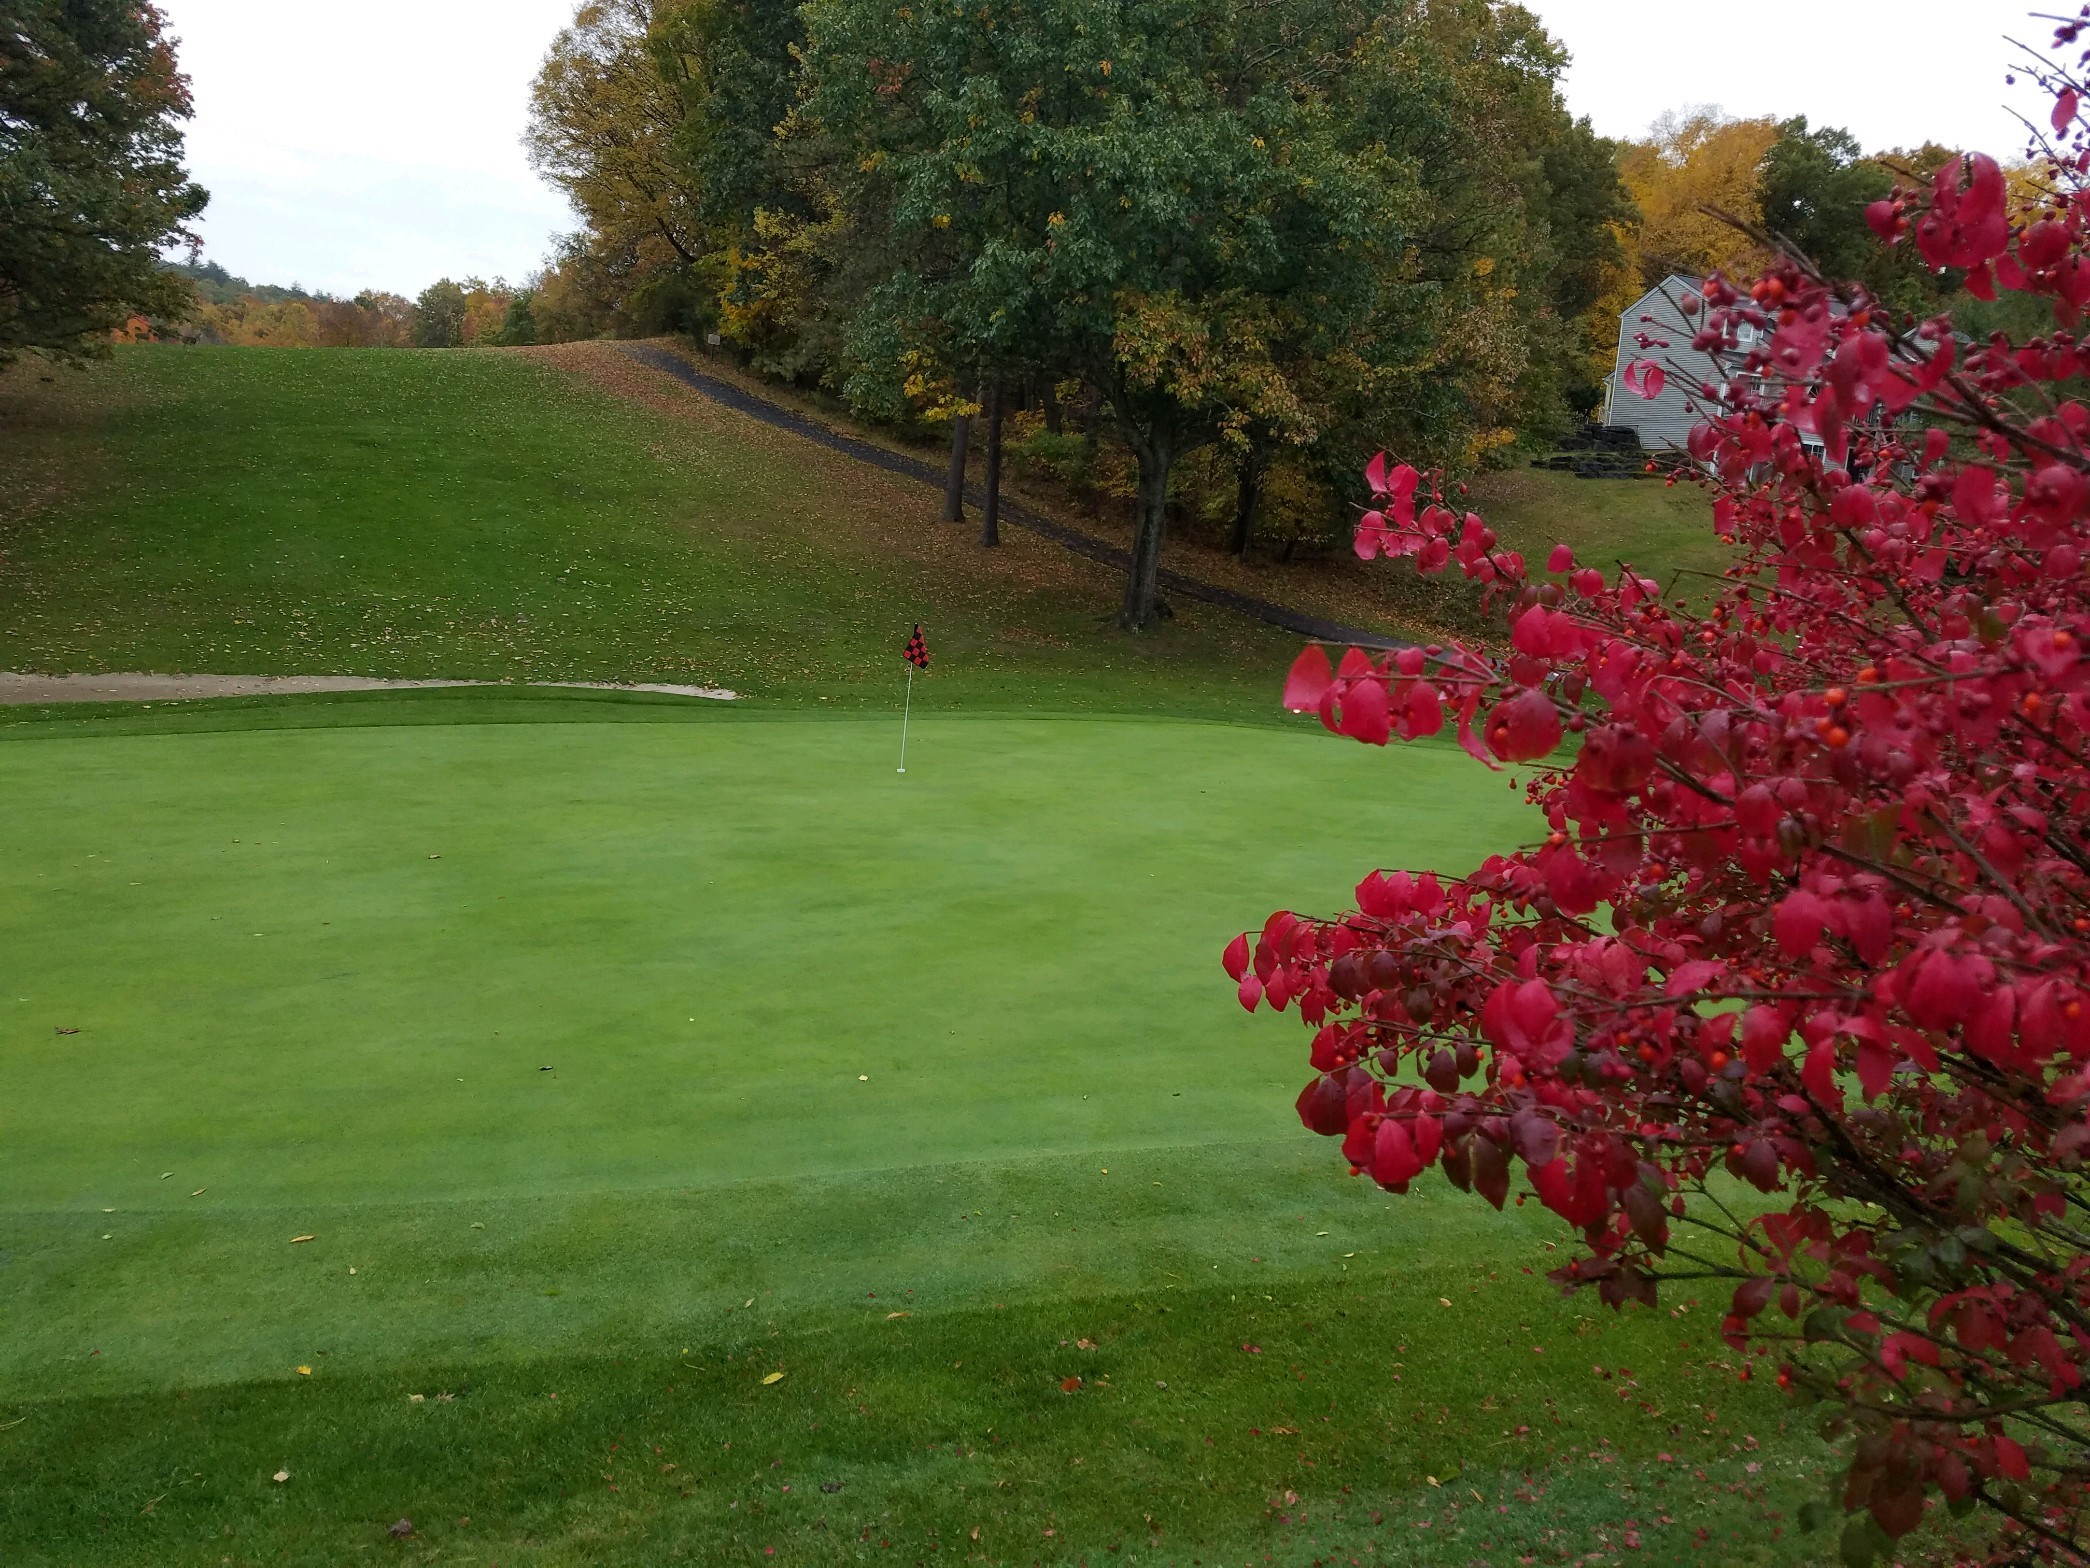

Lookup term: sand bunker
[0,673,739,705]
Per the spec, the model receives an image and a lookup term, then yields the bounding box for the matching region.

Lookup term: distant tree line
[123,264,542,349]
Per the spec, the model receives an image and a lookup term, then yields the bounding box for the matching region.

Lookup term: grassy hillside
[0,348,1298,716]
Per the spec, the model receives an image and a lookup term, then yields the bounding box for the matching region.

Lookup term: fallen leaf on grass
[289,1234,315,1244]
[761,1371,785,1385]
[272,1470,290,1483]
[410,1394,425,1403]
[1076,1338,1097,1350]
[56,1027,79,1036]
[1060,1376,1082,1392]
[885,1311,910,1320]
[296,1366,312,1376]
[190,1188,206,1196]
[1438,1298,1452,1307]
[388,1519,414,1539]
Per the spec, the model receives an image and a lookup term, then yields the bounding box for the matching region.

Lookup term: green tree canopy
[0,0,207,367]
[805,0,1413,625]
[1757,117,1944,313]
[412,279,468,348]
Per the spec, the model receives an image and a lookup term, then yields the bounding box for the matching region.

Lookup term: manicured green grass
[0,714,1531,1216]
[0,703,1858,1564]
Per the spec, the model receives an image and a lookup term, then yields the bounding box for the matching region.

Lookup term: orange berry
[1824,687,1847,707]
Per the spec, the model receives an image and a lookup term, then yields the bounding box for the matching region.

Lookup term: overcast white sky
[159,0,2035,299]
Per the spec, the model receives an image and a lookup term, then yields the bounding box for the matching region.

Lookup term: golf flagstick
[898,623,929,773]
[898,662,914,773]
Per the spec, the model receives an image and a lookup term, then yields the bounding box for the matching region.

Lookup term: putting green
[0,711,1531,1212]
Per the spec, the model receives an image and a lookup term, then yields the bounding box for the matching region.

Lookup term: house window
[1734,324,1758,346]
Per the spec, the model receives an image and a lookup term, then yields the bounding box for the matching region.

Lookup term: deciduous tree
[527,0,710,331]
[412,278,468,348]
[1,0,207,366]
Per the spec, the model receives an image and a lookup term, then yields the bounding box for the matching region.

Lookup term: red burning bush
[1230,39,2090,1565]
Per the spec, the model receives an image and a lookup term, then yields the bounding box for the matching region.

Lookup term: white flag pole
[898,662,914,774]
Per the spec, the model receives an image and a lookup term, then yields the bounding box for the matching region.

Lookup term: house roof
[1616,275,1704,318]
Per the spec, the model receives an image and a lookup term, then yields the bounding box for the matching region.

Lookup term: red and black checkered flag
[904,624,929,670]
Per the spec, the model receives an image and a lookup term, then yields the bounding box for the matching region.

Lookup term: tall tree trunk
[1229,449,1264,559]
[1040,378,1062,435]
[942,410,971,523]
[1118,436,1172,630]
[980,376,1006,548]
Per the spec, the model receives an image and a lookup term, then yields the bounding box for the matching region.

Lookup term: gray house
[1599,274,1741,453]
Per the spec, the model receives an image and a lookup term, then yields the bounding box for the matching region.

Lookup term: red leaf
[1371,1118,1422,1187]
[1222,933,1250,981]
[1483,689,1561,762]
[1772,891,1828,958]
[1237,973,1264,1012]
[1282,646,1333,712]
[1295,1075,1348,1137]
[1731,1276,1774,1320]
[1950,464,2004,526]
[1471,1136,1509,1210]
[1801,1039,1839,1106]
[1995,1435,2031,1482]
[1338,672,1391,745]
[1741,1006,1788,1072]
[2059,86,2082,134]
[1854,1038,1893,1100]
[1509,1108,1561,1168]
[1623,358,1666,400]
[1527,1156,1574,1219]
